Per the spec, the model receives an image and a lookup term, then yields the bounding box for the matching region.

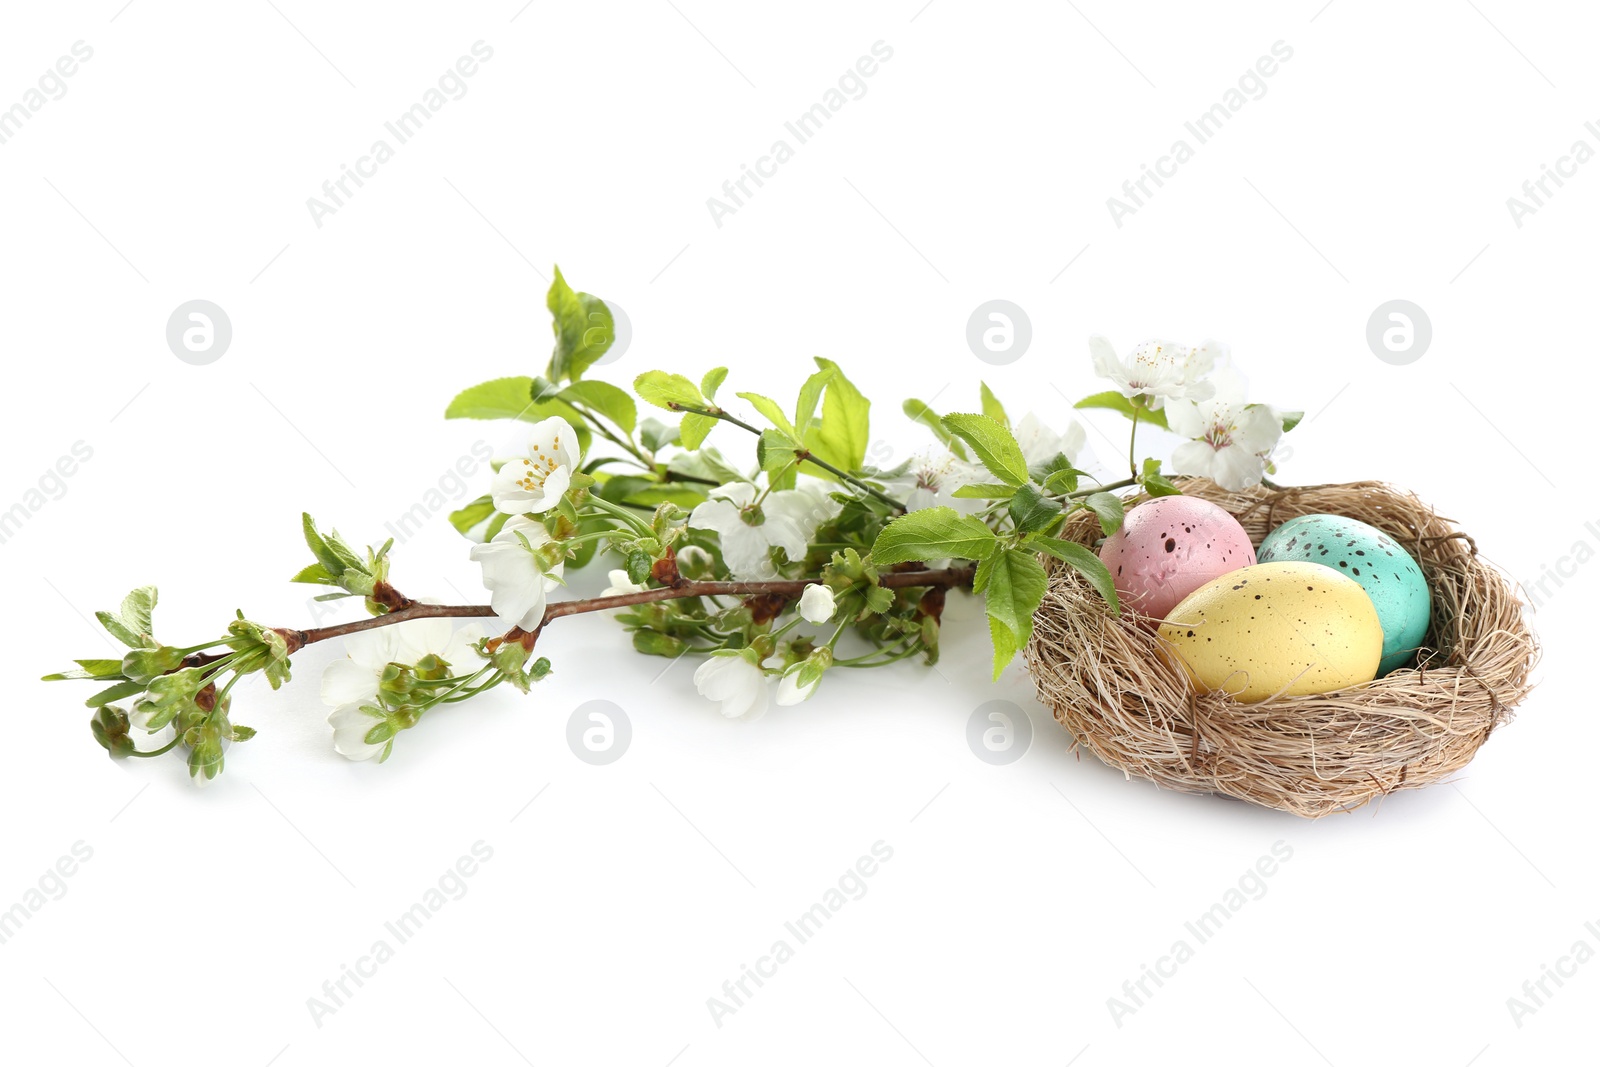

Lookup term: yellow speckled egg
[1156,561,1384,703]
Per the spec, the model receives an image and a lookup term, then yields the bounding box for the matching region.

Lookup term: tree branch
[277,564,976,651]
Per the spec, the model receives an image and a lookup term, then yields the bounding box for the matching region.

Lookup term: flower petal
[1170,440,1218,480]
[327,703,386,760]
[1211,445,1265,492]
[321,660,381,708]
[1089,335,1127,388]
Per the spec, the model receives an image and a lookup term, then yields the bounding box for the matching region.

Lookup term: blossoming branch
[47,268,1299,782]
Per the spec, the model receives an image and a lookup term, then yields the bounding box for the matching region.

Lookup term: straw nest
[1025,479,1538,818]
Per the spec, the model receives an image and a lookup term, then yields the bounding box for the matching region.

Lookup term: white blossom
[1166,367,1284,491]
[798,584,836,624]
[1089,335,1219,410]
[468,516,565,630]
[775,663,821,706]
[1012,411,1088,468]
[888,453,986,514]
[491,416,580,515]
[320,619,487,762]
[602,569,647,598]
[689,482,823,579]
[693,650,770,720]
[327,703,389,761]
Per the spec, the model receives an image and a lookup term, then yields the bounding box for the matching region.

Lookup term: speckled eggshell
[1098,496,1257,623]
[1157,561,1384,702]
[1256,514,1432,675]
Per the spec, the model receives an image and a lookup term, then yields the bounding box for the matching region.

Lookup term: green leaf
[979,382,1008,428]
[85,680,145,708]
[43,659,128,682]
[902,399,970,460]
[598,476,705,510]
[1082,492,1126,537]
[871,507,1000,565]
[986,616,1021,683]
[1074,391,1171,431]
[941,413,1030,487]
[639,417,680,452]
[302,513,341,576]
[668,448,745,487]
[700,367,729,401]
[1142,472,1182,497]
[95,611,147,650]
[756,429,797,473]
[794,367,834,433]
[680,412,717,450]
[809,359,870,472]
[449,495,496,535]
[546,266,614,381]
[1007,484,1061,534]
[560,380,637,434]
[1041,468,1082,495]
[735,391,799,440]
[1031,537,1121,615]
[1279,410,1304,433]
[291,563,337,586]
[634,371,705,412]
[120,587,157,640]
[445,376,541,421]
[974,547,1048,680]
[950,483,1017,500]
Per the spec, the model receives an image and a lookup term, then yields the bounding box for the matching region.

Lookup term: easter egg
[1256,514,1431,675]
[1157,561,1384,702]
[1099,495,1256,622]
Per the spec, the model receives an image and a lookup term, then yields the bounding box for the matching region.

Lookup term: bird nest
[1025,478,1539,818]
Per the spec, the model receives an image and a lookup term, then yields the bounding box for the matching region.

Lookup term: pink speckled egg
[1098,495,1256,623]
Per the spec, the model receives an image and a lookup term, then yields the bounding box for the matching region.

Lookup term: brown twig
[276,565,977,652]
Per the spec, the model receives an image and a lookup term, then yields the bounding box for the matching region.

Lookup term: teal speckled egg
[1257,513,1431,675]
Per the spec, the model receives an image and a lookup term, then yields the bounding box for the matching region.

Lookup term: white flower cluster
[1090,335,1287,491]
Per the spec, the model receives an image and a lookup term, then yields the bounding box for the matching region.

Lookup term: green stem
[834,638,921,668]
[1067,476,1138,499]
[127,736,183,758]
[671,403,907,513]
[574,404,655,470]
[422,665,496,710]
[581,495,656,536]
[1128,400,1141,477]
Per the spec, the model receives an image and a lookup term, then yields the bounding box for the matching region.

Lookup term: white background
[0,1,1590,1064]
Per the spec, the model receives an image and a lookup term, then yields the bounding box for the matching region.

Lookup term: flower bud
[675,545,715,580]
[90,706,135,759]
[633,631,688,658]
[120,645,185,685]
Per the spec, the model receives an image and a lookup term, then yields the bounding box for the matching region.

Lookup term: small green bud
[145,666,204,708]
[675,545,715,580]
[90,706,135,759]
[632,631,688,658]
[412,653,450,682]
[490,641,533,693]
[120,645,185,685]
[379,662,417,701]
